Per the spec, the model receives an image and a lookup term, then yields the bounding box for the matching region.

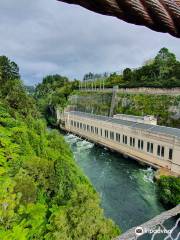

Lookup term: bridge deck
[115,205,180,240]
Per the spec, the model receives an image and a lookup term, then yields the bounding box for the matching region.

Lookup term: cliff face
[68,91,180,128]
[69,91,112,116]
[115,93,180,127]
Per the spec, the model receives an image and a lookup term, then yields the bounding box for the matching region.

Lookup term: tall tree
[154,48,176,80]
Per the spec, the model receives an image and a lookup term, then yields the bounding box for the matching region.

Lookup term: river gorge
[64,133,166,232]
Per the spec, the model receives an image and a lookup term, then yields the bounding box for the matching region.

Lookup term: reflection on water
[65,133,165,232]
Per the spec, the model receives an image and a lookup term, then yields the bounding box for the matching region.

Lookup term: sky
[0,0,179,85]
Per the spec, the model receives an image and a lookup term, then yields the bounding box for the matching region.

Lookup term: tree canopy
[80,48,180,88]
[0,56,120,239]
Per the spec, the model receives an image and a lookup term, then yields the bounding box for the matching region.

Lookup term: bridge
[59,111,180,175]
[115,205,180,240]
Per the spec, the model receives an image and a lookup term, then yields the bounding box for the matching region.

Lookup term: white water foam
[142,167,154,183]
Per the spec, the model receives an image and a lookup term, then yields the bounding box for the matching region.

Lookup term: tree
[98,48,180,88]
[45,185,120,240]
[123,68,132,82]
[157,176,180,208]
[154,48,176,80]
[14,170,37,204]
[143,58,154,66]
[0,56,121,240]
[0,56,20,86]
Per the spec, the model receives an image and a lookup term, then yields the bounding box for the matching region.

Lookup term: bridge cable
[58,0,180,38]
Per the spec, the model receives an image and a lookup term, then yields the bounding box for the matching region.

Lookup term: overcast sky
[0,0,179,85]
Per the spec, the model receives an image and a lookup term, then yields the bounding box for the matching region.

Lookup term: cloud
[0,0,179,85]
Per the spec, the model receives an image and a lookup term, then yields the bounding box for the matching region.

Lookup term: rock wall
[69,91,180,128]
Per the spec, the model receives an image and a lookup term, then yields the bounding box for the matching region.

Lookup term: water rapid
[65,133,165,231]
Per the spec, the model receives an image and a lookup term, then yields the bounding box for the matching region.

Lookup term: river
[64,133,165,232]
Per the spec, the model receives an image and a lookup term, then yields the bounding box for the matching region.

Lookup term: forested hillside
[34,48,180,127]
[0,56,120,239]
[82,48,180,88]
[35,75,79,125]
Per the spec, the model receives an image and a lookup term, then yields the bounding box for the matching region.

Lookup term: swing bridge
[116,205,180,240]
[57,1,180,239]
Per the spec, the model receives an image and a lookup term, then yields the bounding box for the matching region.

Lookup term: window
[150,143,154,153]
[147,142,150,152]
[74,121,76,127]
[87,125,90,132]
[123,135,127,144]
[116,133,120,142]
[138,139,141,149]
[83,124,86,131]
[95,127,98,135]
[157,145,161,156]
[161,146,164,157]
[130,137,135,147]
[138,140,144,150]
[133,138,135,147]
[169,148,173,160]
[71,120,73,126]
[105,130,109,138]
[100,129,103,136]
[91,126,94,133]
[157,145,165,157]
[110,131,114,140]
[80,123,82,129]
[147,142,153,153]
[130,137,133,146]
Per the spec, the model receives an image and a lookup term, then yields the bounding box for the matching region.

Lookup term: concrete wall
[80,88,180,95]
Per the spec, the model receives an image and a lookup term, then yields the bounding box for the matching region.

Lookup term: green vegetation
[71,91,112,116]
[82,48,180,88]
[157,176,180,208]
[34,48,180,127]
[69,91,180,127]
[1,46,179,239]
[0,56,120,239]
[35,75,79,125]
[115,94,180,127]
[25,85,36,95]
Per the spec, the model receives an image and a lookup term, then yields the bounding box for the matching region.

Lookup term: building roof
[114,114,146,120]
[67,111,180,139]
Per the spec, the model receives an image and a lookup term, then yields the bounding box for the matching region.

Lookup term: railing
[115,205,180,240]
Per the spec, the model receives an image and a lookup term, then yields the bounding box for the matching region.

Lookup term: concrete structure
[109,86,119,117]
[59,111,180,175]
[80,87,180,96]
[113,114,157,125]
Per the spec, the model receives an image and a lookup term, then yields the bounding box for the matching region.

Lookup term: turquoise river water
[64,133,165,232]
